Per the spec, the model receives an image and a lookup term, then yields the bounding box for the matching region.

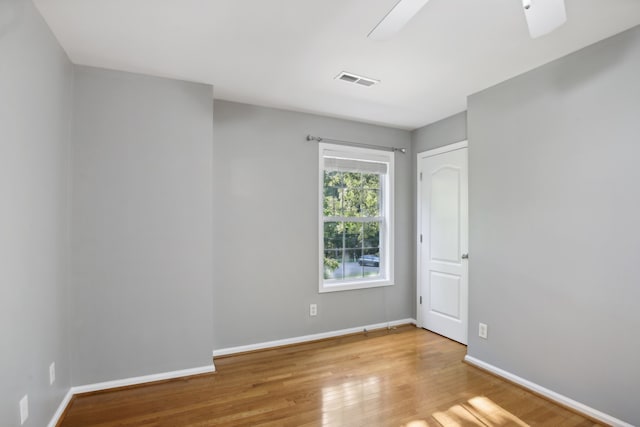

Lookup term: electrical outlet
[49,362,56,385]
[19,395,28,425]
[309,304,317,316]
[478,323,488,339]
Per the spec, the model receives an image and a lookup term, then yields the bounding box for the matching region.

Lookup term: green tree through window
[323,170,382,280]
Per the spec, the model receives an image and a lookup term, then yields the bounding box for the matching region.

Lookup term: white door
[418,142,468,344]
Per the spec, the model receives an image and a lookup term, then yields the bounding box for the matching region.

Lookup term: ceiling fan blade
[368,0,430,40]
[523,0,567,39]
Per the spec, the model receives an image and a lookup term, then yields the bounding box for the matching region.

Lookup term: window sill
[319,279,394,293]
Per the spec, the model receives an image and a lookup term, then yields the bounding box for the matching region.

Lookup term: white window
[319,143,394,293]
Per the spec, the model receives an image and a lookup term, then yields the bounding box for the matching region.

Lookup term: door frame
[416,140,468,329]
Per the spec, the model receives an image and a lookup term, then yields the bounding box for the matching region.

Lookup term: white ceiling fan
[368,0,567,40]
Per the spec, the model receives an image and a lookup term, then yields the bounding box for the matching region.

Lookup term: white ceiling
[34,0,640,130]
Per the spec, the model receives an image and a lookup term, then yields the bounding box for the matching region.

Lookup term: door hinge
[419,172,423,181]
[420,234,423,243]
[420,296,422,305]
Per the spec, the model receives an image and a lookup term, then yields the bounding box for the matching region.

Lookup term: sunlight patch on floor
[321,376,381,425]
[403,396,530,427]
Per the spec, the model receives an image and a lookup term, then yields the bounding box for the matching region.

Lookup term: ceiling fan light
[368,0,430,41]
[523,0,567,39]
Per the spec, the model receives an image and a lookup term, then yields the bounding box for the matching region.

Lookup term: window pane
[362,173,380,189]
[343,221,363,280]
[324,222,343,250]
[363,221,380,249]
[342,171,362,188]
[362,248,381,278]
[324,249,344,280]
[343,222,362,253]
[324,171,343,188]
[344,248,362,266]
[361,189,380,217]
[345,248,364,280]
[323,171,343,217]
[323,186,342,217]
[343,187,362,217]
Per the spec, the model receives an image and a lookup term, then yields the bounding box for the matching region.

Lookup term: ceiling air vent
[335,71,379,87]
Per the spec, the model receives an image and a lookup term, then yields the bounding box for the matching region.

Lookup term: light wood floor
[59,325,600,426]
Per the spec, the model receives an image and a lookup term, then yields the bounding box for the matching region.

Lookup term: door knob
[461,253,469,259]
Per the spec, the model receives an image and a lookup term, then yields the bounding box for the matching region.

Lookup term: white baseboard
[47,389,74,427]
[213,318,416,357]
[72,364,216,394]
[48,363,215,427]
[464,355,633,427]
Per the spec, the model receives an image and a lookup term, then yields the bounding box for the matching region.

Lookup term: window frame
[318,143,395,293]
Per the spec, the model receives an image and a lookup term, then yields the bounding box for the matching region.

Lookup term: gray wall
[468,26,640,424]
[70,67,214,385]
[212,100,412,349]
[412,111,467,154]
[0,1,73,425]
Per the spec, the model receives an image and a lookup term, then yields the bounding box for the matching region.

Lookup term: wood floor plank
[59,326,602,426]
